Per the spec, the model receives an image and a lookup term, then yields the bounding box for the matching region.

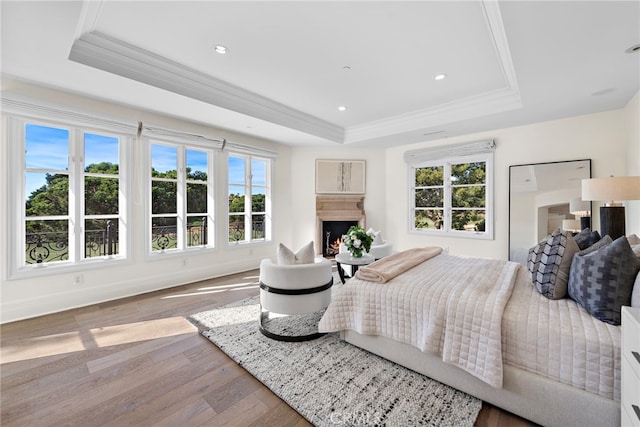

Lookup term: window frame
[6,115,131,279]
[408,152,494,240]
[146,138,216,257]
[226,152,272,247]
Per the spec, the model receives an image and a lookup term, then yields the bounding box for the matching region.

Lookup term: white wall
[0,80,293,323]
[384,107,632,259]
[2,79,638,323]
[287,147,387,252]
[624,91,640,234]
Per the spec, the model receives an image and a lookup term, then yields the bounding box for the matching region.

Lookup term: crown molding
[68,0,519,146]
[344,0,521,144]
[68,31,345,143]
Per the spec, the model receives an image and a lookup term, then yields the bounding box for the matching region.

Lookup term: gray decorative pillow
[573,227,601,250]
[528,229,580,299]
[568,236,640,325]
[526,240,546,275]
[579,234,613,255]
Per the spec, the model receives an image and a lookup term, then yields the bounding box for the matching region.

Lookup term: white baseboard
[1,257,260,324]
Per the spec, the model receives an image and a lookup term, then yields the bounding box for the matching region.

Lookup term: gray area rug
[188,293,482,426]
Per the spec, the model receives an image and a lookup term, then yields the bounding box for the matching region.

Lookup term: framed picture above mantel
[315,159,366,194]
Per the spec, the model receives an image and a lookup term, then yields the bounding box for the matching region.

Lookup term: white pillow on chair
[277,241,315,265]
[367,228,385,246]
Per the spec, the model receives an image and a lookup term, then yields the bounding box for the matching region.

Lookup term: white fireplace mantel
[315,195,365,255]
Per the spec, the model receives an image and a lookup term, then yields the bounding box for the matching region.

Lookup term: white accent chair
[259,257,333,341]
[369,241,393,260]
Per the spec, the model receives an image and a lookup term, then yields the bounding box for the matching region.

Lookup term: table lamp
[569,197,591,230]
[581,176,640,240]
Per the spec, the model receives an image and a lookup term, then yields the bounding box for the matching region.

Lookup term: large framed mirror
[509,159,592,265]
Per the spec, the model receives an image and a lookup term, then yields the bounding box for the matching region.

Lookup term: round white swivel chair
[259,257,333,341]
[369,241,393,260]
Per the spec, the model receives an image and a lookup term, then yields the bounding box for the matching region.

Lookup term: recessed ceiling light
[434,74,447,81]
[591,88,615,96]
[343,66,351,71]
[213,45,228,54]
[625,44,640,53]
[338,106,347,111]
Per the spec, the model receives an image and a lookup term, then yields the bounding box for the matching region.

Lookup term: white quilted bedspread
[503,267,621,400]
[319,253,520,387]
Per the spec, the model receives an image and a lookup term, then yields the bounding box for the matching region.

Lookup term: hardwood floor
[1,269,536,426]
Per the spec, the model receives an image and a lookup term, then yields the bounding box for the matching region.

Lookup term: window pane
[414,209,444,230]
[451,162,486,185]
[186,149,207,181]
[229,187,245,213]
[152,181,177,214]
[85,176,119,215]
[251,191,265,212]
[252,214,265,240]
[228,156,245,185]
[252,159,267,186]
[85,219,119,257]
[415,188,443,208]
[25,219,68,264]
[452,186,486,208]
[25,124,69,170]
[85,133,119,174]
[151,145,177,178]
[415,166,443,186]
[452,210,486,231]
[187,216,207,247]
[25,173,68,216]
[187,183,207,213]
[151,217,177,251]
[229,215,245,242]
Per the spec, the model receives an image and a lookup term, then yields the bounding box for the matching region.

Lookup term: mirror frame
[508,159,592,263]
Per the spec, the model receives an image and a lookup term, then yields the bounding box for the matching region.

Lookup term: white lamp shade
[569,197,590,216]
[562,219,581,232]
[582,176,640,202]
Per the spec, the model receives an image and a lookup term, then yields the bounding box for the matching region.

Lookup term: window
[228,154,271,244]
[150,142,213,253]
[407,141,494,239]
[17,120,126,269]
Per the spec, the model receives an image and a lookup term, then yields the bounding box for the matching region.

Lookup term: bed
[318,249,624,427]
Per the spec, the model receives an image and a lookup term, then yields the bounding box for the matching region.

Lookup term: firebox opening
[322,220,358,257]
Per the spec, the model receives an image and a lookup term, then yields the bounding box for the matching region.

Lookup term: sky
[25,124,120,198]
[24,124,265,199]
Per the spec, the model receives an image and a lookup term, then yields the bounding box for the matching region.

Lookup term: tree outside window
[23,123,123,265]
[228,154,270,244]
[150,143,211,252]
[412,156,491,238]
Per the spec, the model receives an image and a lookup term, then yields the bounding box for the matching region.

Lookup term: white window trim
[406,141,495,240]
[5,114,132,280]
[226,152,272,247]
[145,137,216,258]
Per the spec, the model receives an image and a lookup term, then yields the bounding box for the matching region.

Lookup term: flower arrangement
[342,226,373,258]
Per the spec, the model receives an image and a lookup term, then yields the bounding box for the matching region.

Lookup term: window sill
[410,229,494,240]
[7,256,130,281]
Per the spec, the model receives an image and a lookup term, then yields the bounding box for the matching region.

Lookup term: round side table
[334,253,374,284]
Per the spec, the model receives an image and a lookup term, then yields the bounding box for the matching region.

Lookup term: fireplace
[315,195,365,256]
[322,220,358,257]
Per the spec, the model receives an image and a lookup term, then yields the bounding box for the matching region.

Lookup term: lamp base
[600,206,625,240]
[580,216,591,231]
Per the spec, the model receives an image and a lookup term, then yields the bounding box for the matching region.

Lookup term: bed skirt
[342,330,619,427]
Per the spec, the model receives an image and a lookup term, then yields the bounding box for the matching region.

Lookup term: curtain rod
[139,122,278,158]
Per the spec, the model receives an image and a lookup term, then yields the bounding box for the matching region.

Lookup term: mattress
[502,266,621,400]
[321,253,621,400]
